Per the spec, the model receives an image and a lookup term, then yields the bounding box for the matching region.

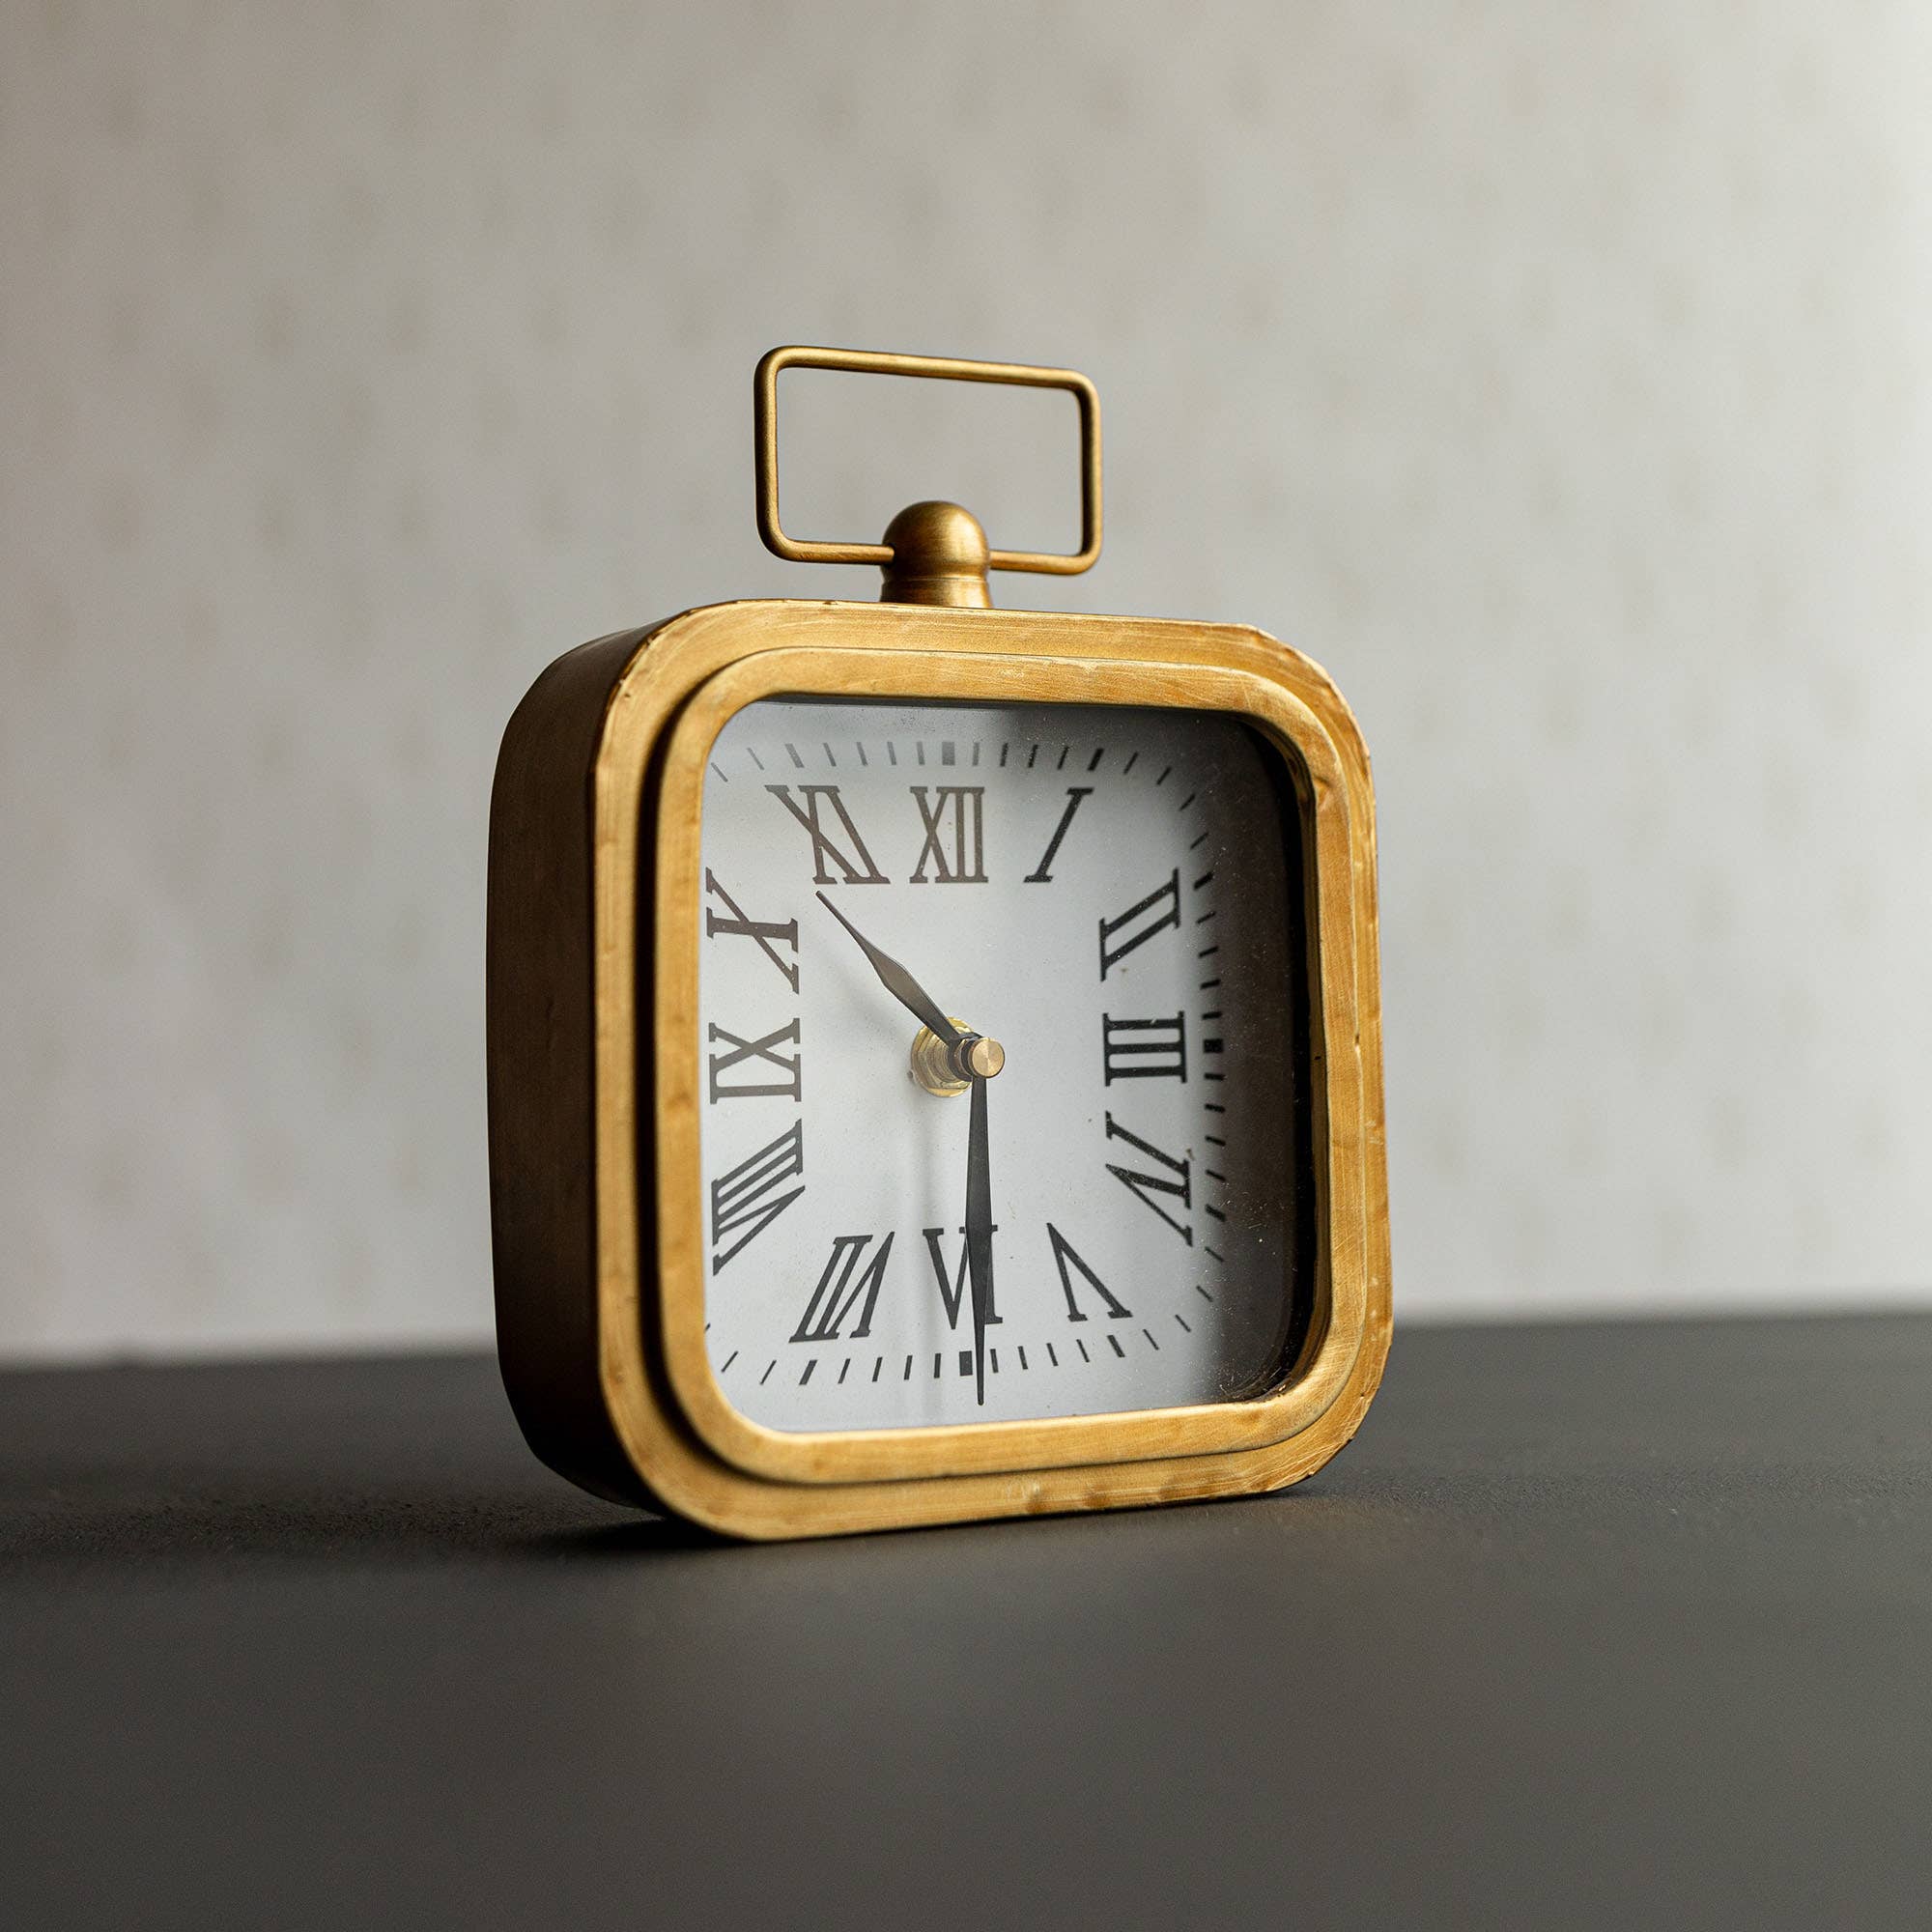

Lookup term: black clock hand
[815,892,960,1044]
[966,1065,994,1407]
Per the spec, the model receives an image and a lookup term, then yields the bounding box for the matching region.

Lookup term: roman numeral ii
[1097,868,1180,978]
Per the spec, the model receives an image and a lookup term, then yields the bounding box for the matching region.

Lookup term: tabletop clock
[487,347,1390,1538]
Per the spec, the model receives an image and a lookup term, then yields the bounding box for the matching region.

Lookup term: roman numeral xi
[767,784,887,886]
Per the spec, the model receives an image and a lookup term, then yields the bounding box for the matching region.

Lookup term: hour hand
[815,892,960,1043]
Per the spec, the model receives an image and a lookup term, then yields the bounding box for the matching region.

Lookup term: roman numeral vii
[791,1233,895,1344]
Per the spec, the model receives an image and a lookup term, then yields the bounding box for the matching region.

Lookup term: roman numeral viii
[1104,1114,1192,1243]
[1101,1012,1187,1084]
[767,784,887,886]
[791,1233,895,1344]
[707,1019,802,1102]
[909,786,985,884]
[709,1122,805,1273]
[923,1225,1002,1331]
[703,869,799,991]
[1047,1224,1131,1321]
[1097,868,1180,978]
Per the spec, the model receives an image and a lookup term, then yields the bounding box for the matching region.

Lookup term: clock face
[692,696,1313,1434]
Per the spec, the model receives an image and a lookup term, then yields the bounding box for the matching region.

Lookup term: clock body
[487,598,1388,1537]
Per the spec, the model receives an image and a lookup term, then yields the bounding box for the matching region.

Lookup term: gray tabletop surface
[3,1313,1927,1930]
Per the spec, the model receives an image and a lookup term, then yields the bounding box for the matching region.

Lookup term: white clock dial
[693,696,1311,1433]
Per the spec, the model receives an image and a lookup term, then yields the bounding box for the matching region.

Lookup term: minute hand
[815,893,961,1043]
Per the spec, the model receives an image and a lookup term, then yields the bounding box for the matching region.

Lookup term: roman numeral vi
[923,1224,1002,1331]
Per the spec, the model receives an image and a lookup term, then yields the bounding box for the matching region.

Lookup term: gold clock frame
[488,596,1390,1539]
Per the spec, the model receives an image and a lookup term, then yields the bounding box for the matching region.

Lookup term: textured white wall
[5,1,1931,1357]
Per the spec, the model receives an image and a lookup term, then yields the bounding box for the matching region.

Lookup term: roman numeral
[709,1122,805,1273]
[1024,786,1092,883]
[923,1224,1003,1331]
[767,784,887,885]
[1101,1012,1187,1084]
[1097,869,1180,977]
[1047,1223,1131,1322]
[790,1232,895,1343]
[703,869,799,991]
[707,1019,802,1101]
[1104,1114,1192,1243]
[909,786,986,884]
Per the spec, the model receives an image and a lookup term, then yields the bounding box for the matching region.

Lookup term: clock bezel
[656,644,1364,1485]
[525,598,1388,1535]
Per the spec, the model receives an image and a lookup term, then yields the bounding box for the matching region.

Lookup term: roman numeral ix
[703,869,799,991]
[1104,1114,1192,1243]
[1047,1223,1131,1322]
[791,1233,895,1344]
[767,784,887,886]
[707,1019,803,1102]
[1097,868,1180,977]
[708,1121,806,1273]
[923,1224,1002,1331]
[1101,1012,1188,1085]
[909,786,986,884]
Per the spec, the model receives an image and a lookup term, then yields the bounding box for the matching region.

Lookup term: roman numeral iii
[703,869,800,991]
[790,1233,895,1343]
[909,785,986,884]
[707,1019,803,1101]
[1097,868,1180,977]
[1103,1114,1192,1243]
[767,784,888,885]
[1101,1012,1188,1084]
[1047,1223,1131,1322]
[923,1225,1002,1330]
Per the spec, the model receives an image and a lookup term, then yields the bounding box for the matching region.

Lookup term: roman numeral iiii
[1103,1114,1193,1243]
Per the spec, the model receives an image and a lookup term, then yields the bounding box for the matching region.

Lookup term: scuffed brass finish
[753,345,1101,580]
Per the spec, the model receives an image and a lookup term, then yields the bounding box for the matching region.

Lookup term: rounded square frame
[492,598,1389,1538]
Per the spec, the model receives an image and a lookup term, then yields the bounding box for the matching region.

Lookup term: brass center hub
[909,1020,1006,1096]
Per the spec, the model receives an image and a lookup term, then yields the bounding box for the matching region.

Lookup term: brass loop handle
[753,345,1102,577]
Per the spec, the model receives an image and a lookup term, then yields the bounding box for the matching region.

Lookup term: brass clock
[487,346,1389,1538]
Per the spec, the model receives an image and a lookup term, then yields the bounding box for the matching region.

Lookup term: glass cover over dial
[693,697,1311,1433]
